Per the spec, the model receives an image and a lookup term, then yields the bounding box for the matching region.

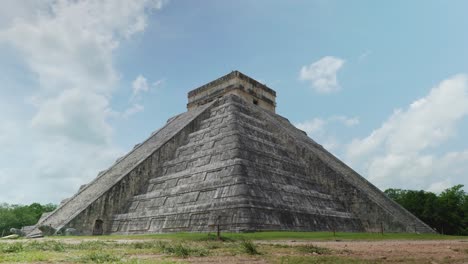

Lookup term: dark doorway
[92,219,104,235]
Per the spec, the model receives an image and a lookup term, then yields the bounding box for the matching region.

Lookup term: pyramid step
[25,101,216,237]
[177,121,276,160]
[144,166,316,205]
[115,196,353,222]
[161,140,238,174]
[162,139,306,178]
[138,170,334,206]
[199,113,235,130]
[169,124,302,173]
[188,117,233,141]
[175,131,238,158]
[200,101,267,129]
[190,111,266,140]
[142,173,246,201]
[151,157,312,191]
[150,158,243,184]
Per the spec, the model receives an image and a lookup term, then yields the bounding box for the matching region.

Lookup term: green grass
[55,231,466,241]
[26,240,65,252]
[0,242,24,253]
[158,242,209,258]
[76,252,121,263]
[296,244,331,255]
[0,239,203,263]
[0,232,465,263]
[239,240,260,255]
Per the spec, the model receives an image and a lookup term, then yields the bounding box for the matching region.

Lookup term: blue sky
[0,0,467,204]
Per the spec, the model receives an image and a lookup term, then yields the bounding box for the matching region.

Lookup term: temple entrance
[92,219,104,235]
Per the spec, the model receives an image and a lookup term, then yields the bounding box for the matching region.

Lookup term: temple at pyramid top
[187,70,277,112]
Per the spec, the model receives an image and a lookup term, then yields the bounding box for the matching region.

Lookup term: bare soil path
[261,239,468,263]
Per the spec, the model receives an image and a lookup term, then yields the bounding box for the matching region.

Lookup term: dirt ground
[261,239,468,263]
[94,238,468,263]
[2,238,467,263]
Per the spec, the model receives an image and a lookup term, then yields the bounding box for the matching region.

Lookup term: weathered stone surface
[64,228,78,236]
[9,228,25,237]
[26,71,434,237]
[187,71,276,112]
[38,225,56,236]
[26,102,214,237]
[20,225,35,235]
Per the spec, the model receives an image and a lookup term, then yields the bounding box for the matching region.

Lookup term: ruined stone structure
[26,71,434,237]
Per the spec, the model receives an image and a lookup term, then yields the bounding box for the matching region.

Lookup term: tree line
[0,203,56,236]
[385,184,467,235]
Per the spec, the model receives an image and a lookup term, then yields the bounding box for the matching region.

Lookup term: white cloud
[126,74,163,117]
[31,88,113,145]
[153,79,165,88]
[123,104,145,118]
[132,75,150,97]
[132,75,164,98]
[296,115,359,136]
[295,115,359,152]
[331,115,360,127]
[0,0,165,204]
[299,56,345,93]
[0,1,54,29]
[427,180,452,193]
[0,119,18,147]
[345,74,468,191]
[295,118,326,136]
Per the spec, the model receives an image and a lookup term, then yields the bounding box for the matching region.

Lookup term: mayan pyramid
[26,71,434,237]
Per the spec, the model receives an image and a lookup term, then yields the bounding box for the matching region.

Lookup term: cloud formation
[345,74,468,192]
[295,115,359,151]
[132,75,150,98]
[0,0,165,204]
[123,103,144,119]
[299,56,345,93]
[125,74,164,118]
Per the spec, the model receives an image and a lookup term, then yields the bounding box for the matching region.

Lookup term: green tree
[0,203,57,236]
[436,185,465,234]
[385,185,467,235]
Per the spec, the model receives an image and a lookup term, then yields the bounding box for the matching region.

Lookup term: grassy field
[0,232,466,263]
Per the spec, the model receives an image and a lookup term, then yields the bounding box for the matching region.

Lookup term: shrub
[239,240,259,255]
[27,240,65,252]
[1,242,23,253]
[79,252,121,263]
[74,240,108,250]
[171,244,191,258]
[296,244,331,255]
[197,233,232,242]
[132,241,165,250]
[160,242,209,258]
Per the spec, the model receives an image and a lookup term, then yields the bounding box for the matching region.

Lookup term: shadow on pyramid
[26,71,435,237]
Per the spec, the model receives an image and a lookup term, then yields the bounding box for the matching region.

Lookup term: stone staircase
[26,102,214,237]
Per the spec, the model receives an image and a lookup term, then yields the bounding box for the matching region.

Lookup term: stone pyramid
[27,71,434,237]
